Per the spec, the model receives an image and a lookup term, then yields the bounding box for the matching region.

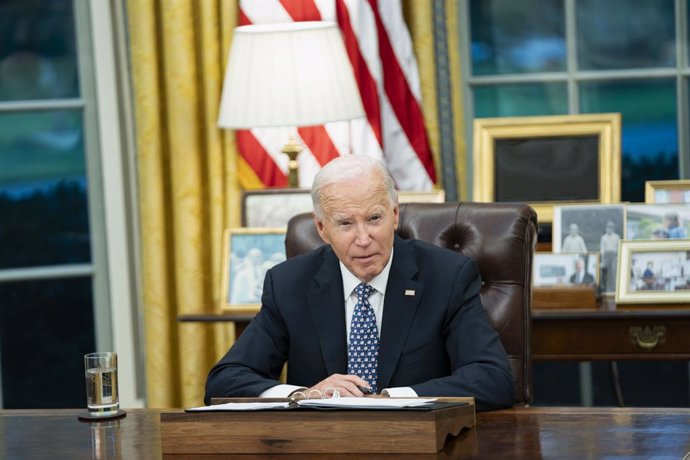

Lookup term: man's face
[314,171,399,282]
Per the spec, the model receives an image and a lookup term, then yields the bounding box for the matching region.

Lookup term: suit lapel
[377,237,423,390]
[308,249,348,376]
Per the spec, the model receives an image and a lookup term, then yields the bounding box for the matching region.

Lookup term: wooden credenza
[532,304,690,361]
[180,303,690,362]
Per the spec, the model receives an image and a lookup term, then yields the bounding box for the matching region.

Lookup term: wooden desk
[2,407,689,458]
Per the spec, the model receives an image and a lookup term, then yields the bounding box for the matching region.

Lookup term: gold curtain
[127,0,245,408]
[126,0,464,408]
[404,0,467,198]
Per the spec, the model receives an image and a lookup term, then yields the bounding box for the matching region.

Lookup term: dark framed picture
[616,240,690,304]
[242,189,312,228]
[472,113,621,223]
[626,204,690,241]
[552,204,625,294]
[645,179,690,204]
[220,227,286,313]
[533,252,600,288]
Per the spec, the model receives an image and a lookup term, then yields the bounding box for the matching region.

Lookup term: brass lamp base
[282,136,303,188]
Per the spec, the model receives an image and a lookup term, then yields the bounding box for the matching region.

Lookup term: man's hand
[307,374,371,397]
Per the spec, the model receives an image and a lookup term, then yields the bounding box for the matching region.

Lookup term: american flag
[236,0,436,190]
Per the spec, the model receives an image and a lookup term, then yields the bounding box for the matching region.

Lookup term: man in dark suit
[205,155,514,411]
[569,257,595,286]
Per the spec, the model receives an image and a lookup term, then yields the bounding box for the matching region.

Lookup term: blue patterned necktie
[348,283,379,393]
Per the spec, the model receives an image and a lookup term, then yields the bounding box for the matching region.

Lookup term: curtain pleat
[127,0,241,408]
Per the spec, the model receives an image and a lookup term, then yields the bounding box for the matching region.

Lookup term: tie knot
[355,283,374,299]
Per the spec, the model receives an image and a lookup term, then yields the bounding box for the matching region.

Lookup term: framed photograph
[398,190,446,203]
[243,188,446,228]
[645,180,690,204]
[242,189,312,228]
[625,204,690,240]
[220,227,286,313]
[472,113,621,223]
[616,240,690,304]
[533,252,600,288]
[553,204,625,294]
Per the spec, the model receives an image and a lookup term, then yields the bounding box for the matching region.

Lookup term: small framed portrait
[533,252,600,288]
[220,228,286,313]
[553,204,625,294]
[625,204,690,241]
[645,179,690,204]
[616,240,690,304]
[472,113,621,223]
[242,189,312,228]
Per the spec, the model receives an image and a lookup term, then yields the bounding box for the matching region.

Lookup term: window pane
[0,0,79,101]
[580,79,678,203]
[0,277,95,408]
[0,110,90,268]
[577,0,675,70]
[469,0,565,75]
[474,83,568,117]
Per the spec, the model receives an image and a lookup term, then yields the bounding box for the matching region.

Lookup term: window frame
[459,0,690,199]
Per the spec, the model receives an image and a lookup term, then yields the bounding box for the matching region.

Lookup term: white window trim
[87,0,145,409]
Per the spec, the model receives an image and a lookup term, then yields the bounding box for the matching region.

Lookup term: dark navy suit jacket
[205,236,515,410]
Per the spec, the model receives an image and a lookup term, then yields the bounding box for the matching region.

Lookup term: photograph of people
[225,231,286,306]
[562,223,587,253]
[626,204,690,241]
[663,211,687,239]
[599,220,621,292]
[570,257,595,286]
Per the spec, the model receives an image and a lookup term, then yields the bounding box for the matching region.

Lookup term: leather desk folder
[160,397,476,454]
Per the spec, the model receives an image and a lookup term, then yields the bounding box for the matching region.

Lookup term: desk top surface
[2,406,689,459]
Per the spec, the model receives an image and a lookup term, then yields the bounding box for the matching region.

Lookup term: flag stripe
[234,0,435,189]
[280,0,322,21]
[298,126,341,166]
[236,130,288,186]
[367,0,436,182]
[335,0,383,147]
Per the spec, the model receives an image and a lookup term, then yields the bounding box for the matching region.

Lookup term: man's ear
[313,213,330,243]
[392,204,400,230]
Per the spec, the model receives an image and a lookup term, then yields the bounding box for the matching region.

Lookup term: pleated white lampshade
[217,21,364,129]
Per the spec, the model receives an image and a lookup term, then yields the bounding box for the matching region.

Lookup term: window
[463,0,683,204]
[0,0,114,408]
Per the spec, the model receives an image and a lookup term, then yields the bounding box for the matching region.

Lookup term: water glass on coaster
[78,352,126,421]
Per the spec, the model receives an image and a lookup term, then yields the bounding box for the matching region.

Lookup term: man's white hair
[311,155,397,219]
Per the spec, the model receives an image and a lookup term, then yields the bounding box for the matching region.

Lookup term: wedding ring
[324,387,341,398]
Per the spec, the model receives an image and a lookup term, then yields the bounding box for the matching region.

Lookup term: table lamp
[217,21,365,187]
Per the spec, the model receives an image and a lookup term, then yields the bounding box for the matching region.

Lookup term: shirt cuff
[381,386,418,398]
[260,384,306,398]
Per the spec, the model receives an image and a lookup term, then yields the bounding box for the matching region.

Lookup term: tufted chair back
[285,201,537,405]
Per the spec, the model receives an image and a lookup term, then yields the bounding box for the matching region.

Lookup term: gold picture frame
[220,227,286,313]
[615,240,690,304]
[398,190,446,203]
[645,179,690,204]
[472,113,622,223]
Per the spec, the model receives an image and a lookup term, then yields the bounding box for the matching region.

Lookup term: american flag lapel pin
[404,289,415,296]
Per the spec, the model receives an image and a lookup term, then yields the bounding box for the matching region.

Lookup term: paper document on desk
[186,401,290,411]
[297,397,437,409]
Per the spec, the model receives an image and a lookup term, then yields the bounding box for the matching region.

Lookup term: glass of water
[84,352,119,417]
